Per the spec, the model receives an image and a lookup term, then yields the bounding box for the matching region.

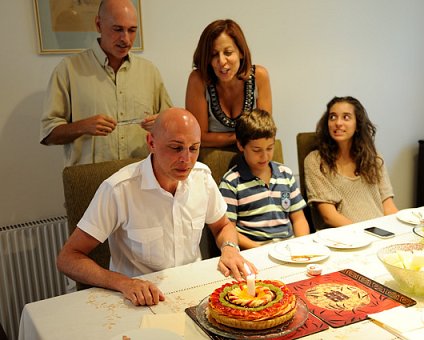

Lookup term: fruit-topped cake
[207,279,297,330]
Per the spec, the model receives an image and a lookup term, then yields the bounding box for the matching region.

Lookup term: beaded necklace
[207,65,256,129]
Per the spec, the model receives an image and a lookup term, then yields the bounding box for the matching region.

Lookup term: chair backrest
[296,132,318,232]
[62,158,143,290]
[0,322,8,340]
[296,133,317,199]
[198,139,284,184]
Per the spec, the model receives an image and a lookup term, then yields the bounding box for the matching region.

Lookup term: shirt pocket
[127,227,165,267]
[191,217,205,255]
[129,99,151,120]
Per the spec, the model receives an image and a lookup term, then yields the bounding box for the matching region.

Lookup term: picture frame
[34,0,143,54]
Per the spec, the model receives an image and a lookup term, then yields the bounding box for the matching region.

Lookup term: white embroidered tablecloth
[18,214,424,340]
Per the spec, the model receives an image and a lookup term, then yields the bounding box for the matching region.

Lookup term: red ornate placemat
[185,304,328,339]
[273,312,328,340]
[287,269,416,328]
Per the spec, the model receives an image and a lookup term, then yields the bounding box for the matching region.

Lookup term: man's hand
[57,229,165,307]
[83,114,117,136]
[120,278,165,306]
[217,247,257,281]
[42,114,118,145]
[208,216,258,281]
[141,114,158,132]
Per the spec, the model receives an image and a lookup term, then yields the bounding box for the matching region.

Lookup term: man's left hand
[217,247,257,281]
[141,114,158,132]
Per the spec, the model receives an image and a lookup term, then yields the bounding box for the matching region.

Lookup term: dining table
[18,212,424,340]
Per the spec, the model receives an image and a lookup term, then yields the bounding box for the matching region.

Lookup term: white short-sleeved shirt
[78,155,226,278]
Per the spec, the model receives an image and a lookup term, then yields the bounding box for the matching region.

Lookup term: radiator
[0,216,71,340]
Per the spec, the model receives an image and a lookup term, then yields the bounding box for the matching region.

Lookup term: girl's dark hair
[316,96,382,184]
[192,19,252,84]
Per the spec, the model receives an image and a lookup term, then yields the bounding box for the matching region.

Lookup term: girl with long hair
[304,96,398,228]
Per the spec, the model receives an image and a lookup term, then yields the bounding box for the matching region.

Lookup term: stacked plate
[313,229,371,249]
[396,207,424,225]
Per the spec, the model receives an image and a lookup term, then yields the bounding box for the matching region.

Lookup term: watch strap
[220,241,240,252]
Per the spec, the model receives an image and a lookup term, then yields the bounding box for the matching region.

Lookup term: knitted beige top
[304,150,394,229]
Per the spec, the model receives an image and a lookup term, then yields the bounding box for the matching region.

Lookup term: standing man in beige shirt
[40,0,172,166]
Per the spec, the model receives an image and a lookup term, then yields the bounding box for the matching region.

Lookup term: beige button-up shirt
[40,40,172,166]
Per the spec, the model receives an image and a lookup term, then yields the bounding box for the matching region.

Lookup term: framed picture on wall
[34,0,143,54]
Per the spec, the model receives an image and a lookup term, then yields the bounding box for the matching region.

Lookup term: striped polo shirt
[219,157,306,241]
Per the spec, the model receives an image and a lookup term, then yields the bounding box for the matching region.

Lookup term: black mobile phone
[363,227,395,239]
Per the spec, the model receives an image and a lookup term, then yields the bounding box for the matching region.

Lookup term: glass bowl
[377,243,424,296]
[413,226,424,240]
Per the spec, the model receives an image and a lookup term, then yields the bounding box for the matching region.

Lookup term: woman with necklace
[185,19,272,147]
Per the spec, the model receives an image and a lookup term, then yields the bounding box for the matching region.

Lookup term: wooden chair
[62,158,143,290]
[296,132,318,232]
[0,322,8,340]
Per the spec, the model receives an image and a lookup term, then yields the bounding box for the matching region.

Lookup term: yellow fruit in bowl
[409,251,424,271]
[384,252,403,268]
[385,250,424,270]
[378,243,424,296]
[396,250,413,269]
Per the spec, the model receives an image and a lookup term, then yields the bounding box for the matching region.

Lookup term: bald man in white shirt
[57,108,257,306]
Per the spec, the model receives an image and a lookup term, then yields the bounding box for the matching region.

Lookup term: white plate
[313,229,371,249]
[269,242,330,263]
[111,328,183,340]
[396,207,424,225]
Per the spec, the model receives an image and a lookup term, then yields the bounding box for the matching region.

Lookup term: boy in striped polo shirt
[219,109,310,249]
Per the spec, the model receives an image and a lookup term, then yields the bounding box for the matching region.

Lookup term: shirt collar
[92,38,109,68]
[139,154,189,195]
[91,38,132,70]
[237,156,279,180]
[139,154,161,190]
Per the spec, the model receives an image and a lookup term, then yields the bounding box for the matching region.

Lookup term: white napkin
[287,242,327,257]
[368,306,424,339]
[320,231,359,246]
[140,313,185,337]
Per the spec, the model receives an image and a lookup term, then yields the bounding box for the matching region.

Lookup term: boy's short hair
[235,109,277,147]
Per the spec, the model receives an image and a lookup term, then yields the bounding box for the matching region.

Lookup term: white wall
[1,0,423,227]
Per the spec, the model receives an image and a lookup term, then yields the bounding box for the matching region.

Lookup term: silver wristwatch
[220,241,240,252]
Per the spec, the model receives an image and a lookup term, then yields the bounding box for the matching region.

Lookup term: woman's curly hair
[316,96,383,184]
